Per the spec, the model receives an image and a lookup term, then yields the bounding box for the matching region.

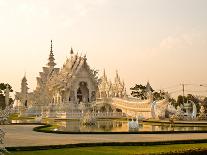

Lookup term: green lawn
[10,143,207,155]
[9,113,35,120]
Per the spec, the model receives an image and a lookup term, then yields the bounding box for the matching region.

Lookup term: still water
[54,119,207,132]
[11,119,207,132]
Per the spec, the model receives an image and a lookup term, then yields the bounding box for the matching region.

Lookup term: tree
[169,98,177,107]
[153,90,165,101]
[0,83,13,95]
[130,84,147,100]
[175,94,201,112]
[186,94,199,104]
[177,95,187,106]
[130,84,165,101]
[0,83,13,109]
[203,97,207,112]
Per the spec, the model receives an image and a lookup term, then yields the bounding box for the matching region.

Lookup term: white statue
[198,105,206,120]
[191,102,197,119]
[128,117,139,130]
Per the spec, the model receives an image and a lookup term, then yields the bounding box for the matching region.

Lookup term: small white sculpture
[198,106,206,120]
[128,117,139,130]
[192,102,197,119]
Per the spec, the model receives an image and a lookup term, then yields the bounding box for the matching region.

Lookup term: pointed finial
[47,40,56,68]
[103,69,107,80]
[116,70,119,78]
[146,81,152,92]
[6,83,9,89]
[70,47,74,54]
[22,73,27,81]
[83,54,87,62]
[122,80,125,86]
[50,40,53,51]
[103,69,106,77]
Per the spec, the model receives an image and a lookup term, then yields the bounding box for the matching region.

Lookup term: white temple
[15,41,170,119]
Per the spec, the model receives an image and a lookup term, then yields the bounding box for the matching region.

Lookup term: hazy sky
[1,0,207,96]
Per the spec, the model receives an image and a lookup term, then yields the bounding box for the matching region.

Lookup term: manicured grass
[38,125,58,131]
[9,113,19,120]
[9,113,35,120]
[10,143,207,155]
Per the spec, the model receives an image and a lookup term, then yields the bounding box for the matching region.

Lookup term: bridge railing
[56,112,125,119]
[111,98,151,109]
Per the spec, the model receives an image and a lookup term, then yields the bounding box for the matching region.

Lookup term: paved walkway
[3,125,207,147]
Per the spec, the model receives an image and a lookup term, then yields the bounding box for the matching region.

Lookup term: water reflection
[55,119,207,132]
[11,119,37,124]
[10,119,207,132]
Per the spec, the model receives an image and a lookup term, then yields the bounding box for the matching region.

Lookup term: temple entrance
[77,82,89,103]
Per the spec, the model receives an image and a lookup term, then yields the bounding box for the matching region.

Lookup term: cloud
[74,0,108,16]
[159,33,197,49]
[143,30,207,56]
[55,0,109,28]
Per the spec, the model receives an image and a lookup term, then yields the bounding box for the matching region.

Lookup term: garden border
[7,139,207,152]
[33,124,207,134]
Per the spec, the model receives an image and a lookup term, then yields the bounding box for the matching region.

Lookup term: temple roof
[47,51,98,90]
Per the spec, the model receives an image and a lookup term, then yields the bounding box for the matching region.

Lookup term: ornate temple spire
[122,80,125,87]
[21,75,29,94]
[47,40,56,68]
[101,69,107,82]
[116,70,119,79]
[83,54,87,63]
[70,47,74,55]
[146,81,152,92]
[115,70,120,82]
[103,69,106,78]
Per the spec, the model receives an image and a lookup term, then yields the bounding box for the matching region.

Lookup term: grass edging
[143,120,207,125]
[7,139,207,152]
[33,124,207,134]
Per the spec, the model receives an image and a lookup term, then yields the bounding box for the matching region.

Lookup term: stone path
[3,125,207,147]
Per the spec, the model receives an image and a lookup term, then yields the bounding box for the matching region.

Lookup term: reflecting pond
[54,119,207,132]
[11,119,207,132]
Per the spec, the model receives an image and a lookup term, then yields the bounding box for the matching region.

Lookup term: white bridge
[18,96,170,120]
[93,97,169,119]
